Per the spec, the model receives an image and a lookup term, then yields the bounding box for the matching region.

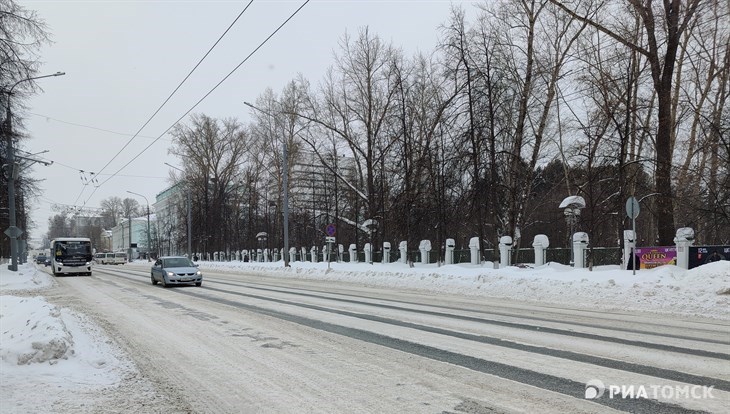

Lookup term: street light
[559,195,586,267]
[2,71,65,271]
[127,190,152,261]
[244,101,290,267]
[164,163,192,259]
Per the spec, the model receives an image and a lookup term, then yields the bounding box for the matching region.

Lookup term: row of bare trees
[9,0,723,260]
[160,1,726,260]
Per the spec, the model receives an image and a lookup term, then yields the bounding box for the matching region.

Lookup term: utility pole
[127,191,152,261]
[128,213,132,262]
[2,72,65,271]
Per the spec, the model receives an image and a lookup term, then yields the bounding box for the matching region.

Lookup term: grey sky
[21,0,465,243]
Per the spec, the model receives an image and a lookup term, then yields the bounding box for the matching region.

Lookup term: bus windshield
[54,240,92,258]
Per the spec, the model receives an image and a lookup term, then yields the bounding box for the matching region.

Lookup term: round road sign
[625,196,640,219]
[325,224,336,237]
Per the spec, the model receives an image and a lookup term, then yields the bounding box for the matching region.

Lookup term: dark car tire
[195,282,202,287]
[161,277,168,288]
[151,273,158,285]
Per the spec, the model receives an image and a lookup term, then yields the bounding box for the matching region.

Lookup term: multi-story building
[153,183,185,256]
[110,216,154,259]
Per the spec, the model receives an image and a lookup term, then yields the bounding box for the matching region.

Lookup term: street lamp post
[164,163,192,259]
[2,72,65,271]
[127,190,152,261]
[243,101,290,267]
[559,196,586,267]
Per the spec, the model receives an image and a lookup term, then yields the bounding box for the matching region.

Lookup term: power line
[83,0,311,209]
[93,0,255,178]
[37,156,165,179]
[67,1,254,210]
[29,112,167,141]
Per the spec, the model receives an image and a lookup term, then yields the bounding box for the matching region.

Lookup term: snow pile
[0,263,137,412]
[0,263,54,293]
[175,258,730,319]
[0,296,74,365]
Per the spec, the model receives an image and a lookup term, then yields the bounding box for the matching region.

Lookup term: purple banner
[633,247,677,269]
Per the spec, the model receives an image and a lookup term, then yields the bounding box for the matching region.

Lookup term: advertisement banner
[632,247,677,269]
[688,246,730,269]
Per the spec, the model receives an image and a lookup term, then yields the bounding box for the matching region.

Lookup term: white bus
[50,237,93,276]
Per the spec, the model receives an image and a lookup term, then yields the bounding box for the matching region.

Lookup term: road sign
[625,196,640,219]
[325,224,336,237]
[4,226,23,238]
[325,236,336,243]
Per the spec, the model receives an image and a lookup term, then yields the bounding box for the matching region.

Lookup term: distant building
[111,216,155,258]
[153,183,185,256]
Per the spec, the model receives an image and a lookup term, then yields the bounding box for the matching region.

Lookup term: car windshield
[163,258,193,268]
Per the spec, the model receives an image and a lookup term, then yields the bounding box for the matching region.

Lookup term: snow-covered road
[20,264,727,413]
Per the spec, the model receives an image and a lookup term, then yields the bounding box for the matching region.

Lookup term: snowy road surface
[8,264,730,413]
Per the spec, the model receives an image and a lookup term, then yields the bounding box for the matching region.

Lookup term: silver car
[151,256,203,287]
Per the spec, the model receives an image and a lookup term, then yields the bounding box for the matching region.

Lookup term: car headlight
[167,271,174,277]
[196,271,202,276]
[86,262,92,266]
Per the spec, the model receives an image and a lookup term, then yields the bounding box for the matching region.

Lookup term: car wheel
[195,282,202,287]
[151,273,158,285]
[161,277,168,288]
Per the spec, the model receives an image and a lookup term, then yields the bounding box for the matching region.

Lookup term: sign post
[626,196,640,275]
[325,236,336,270]
[325,224,336,269]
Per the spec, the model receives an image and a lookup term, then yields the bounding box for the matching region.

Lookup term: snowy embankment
[187,259,730,320]
[0,265,141,412]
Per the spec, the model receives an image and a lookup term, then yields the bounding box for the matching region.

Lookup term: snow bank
[0,296,74,365]
[164,258,730,320]
[0,263,137,411]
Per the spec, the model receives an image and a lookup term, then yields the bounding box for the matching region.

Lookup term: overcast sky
[20,0,469,243]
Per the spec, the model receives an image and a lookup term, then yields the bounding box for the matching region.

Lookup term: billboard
[688,246,730,269]
[630,247,677,269]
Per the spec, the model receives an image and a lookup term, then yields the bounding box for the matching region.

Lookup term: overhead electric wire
[70,0,254,208]
[29,112,165,141]
[93,0,254,177]
[81,0,311,209]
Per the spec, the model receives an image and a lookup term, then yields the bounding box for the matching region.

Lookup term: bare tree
[549,0,704,245]
[297,27,401,247]
[1,0,51,258]
[169,114,248,254]
[0,0,50,85]
[100,196,123,228]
